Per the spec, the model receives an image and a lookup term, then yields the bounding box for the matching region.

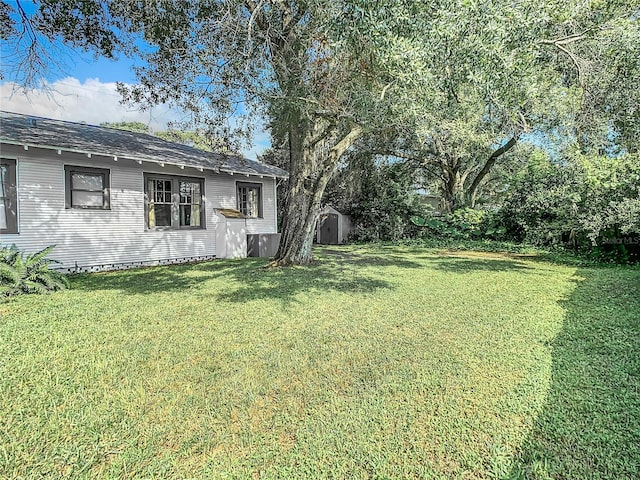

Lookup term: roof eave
[219,167,287,179]
[0,139,285,178]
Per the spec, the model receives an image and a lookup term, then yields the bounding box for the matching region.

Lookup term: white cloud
[1,77,176,132]
[0,77,270,159]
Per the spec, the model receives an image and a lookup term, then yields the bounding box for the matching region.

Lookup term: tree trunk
[272,123,363,266]
[441,164,465,213]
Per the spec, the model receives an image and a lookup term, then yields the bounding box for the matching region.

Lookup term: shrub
[500,151,640,262]
[411,208,507,241]
[0,245,69,297]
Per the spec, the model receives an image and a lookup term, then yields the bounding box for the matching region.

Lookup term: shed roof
[0,111,287,178]
[321,205,343,215]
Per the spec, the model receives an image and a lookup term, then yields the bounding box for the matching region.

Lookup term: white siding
[0,145,278,271]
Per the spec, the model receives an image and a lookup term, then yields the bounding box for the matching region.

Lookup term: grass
[1,245,638,479]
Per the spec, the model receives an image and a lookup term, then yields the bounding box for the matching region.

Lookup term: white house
[0,111,287,272]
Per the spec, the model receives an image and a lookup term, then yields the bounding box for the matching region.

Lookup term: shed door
[319,213,339,245]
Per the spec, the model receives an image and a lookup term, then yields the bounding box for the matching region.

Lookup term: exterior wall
[0,144,277,271]
[209,176,277,235]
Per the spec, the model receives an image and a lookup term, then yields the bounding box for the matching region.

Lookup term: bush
[500,151,640,262]
[0,245,69,297]
[411,208,507,241]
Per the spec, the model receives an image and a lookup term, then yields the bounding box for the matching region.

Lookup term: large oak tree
[2,0,404,265]
[355,0,639,212]
[111,0,410,265]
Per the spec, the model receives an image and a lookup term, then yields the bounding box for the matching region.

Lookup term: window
[237,182,262,218]
[0,158,18,234]
[65,165,110,209]
[145,174,204,229]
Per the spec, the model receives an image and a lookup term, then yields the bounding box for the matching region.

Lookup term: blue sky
[0,2,270,159]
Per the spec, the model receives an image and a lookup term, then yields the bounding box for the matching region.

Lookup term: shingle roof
[0,111,287,178]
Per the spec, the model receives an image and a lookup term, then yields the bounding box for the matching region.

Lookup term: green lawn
[1,246,639,479]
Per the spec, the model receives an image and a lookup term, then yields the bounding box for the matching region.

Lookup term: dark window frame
[236,181,263,219]
[64,165,111,210]
[143,173,206,230]
[0,158,18,234]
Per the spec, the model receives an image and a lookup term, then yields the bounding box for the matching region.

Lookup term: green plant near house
[0,245,69,297]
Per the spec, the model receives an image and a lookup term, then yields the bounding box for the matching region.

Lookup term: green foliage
[340,162,427,242]
[356,0,639,210]
[100,122,235,154]
[411,208,507,241]
[501,151,640,262]
[100,121,151,134]
[155,129,235,154]
[577,153,640,241]
[0,245,69,297]
[499,152,577,246]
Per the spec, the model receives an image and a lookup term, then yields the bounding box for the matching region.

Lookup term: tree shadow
[418,255,534,273]
[508,267,640,479]
[317,246,425,269]
[71,262,233,295]
[71,253,395,304]
[212,259,393,304]
[71,247,535,304]
[208,246,430,304]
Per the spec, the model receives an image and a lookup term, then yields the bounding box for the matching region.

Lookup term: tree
[112,0,408,265]
[356,0,639,213]
[339,158,426,242]
[100,121,151,134]
[102,121,236,153]
[1,0,118,87]
[536,0,640,154]
[502,150,640,258]
[155,129,237,154]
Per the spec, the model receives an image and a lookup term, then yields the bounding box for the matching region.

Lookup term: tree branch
[327,125,363,164]
[246,0,267,40]
[244,0,267,33]
[540,32,588,46]
[467,135,518,206]
[539,32,592,85]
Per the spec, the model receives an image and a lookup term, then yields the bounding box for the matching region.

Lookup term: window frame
[236,181,263,219]
[64,165,111,210]
[143,173,206,230]
[0,158,18,234]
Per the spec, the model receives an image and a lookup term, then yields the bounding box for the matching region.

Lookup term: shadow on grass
[71,254,395,304]
[317,246,425,269]
[70,262,231,295]
[71,246,536,303]
[323,244,536,273]
[203,258,393,303]
[419,255,534,273]
[508,267,640,479]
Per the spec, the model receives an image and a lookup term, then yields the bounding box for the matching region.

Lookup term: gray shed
[316,206,353,245]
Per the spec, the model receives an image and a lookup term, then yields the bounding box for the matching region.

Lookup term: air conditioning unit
[247,233,281,257]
